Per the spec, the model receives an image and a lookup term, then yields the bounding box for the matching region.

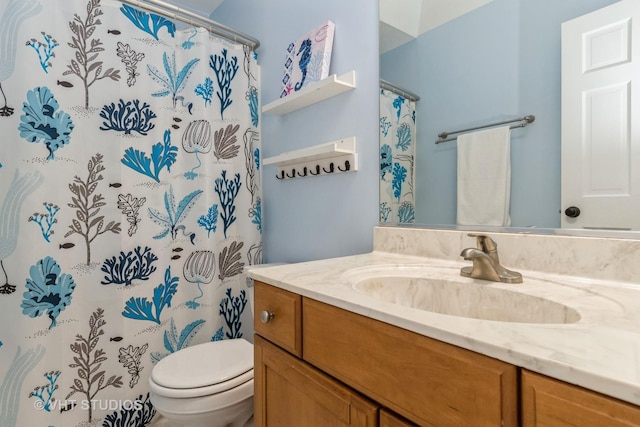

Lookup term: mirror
[379,0,624,233]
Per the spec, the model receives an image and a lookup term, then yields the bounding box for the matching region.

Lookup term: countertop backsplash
[374,225,640,284]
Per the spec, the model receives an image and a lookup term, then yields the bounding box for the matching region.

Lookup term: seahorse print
[295,39,312,91]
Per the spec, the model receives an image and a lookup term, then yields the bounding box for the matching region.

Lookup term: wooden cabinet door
[380,409,418,427]
[254,335,378,427]
[522,370,640,426]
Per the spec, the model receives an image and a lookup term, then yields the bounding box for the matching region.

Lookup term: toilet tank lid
[151,339,253,389]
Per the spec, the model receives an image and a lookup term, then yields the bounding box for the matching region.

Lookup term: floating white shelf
[263,137,358,180]
[262,71,356,115]
[263,137,356,166]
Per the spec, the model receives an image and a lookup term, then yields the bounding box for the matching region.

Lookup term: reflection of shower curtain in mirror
[379,89,416,223]
[0,0,261,425]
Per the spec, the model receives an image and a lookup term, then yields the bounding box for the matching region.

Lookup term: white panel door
[561,0,640,230]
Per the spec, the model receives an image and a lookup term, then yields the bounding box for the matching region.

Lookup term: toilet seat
[150,339,254,399]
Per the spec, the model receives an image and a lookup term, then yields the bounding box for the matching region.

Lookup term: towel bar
[436,115,535,144]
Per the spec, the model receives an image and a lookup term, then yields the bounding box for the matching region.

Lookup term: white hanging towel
[456,125,511,226]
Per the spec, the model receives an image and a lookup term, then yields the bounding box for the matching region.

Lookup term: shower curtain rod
[436,114,535,144]
[380,79,420,102]
[118,0,260,50]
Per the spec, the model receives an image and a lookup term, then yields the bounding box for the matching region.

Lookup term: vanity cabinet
[253,281,640,426]
[254,281,515,426]
[521,370,640,426]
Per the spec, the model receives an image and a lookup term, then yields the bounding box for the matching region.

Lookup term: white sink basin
[342,265,592,324]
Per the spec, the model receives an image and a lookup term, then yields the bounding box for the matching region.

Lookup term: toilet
[149,338,254,427]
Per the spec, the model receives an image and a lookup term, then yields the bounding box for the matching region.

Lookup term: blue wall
[381,0,619,228]
[213,1,379,263]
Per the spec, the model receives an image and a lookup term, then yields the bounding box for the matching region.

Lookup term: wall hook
[297,167,308,177]
[322,162,335,174]
[276,170,285,180]
[309,165,321,176]
[337,160,351,172]
[286,168,296,178]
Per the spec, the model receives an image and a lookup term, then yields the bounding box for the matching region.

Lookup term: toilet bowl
[149,338,254,427]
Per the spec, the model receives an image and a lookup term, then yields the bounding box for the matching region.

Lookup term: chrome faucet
[460,234,522,283]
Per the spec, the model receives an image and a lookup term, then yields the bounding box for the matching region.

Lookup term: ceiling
[380,0,494,53]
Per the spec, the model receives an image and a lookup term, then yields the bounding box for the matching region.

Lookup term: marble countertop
[248,251,640,406]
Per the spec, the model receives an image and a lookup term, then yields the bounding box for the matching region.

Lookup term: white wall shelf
[262,71,356,115]
[263,137,358,180]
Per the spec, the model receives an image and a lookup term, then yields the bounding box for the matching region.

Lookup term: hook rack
[264,137,358,180]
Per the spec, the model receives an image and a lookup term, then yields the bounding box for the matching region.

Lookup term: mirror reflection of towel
[456,126,511,226]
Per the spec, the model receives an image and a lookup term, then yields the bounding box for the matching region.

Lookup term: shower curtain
[0,0,261,426]
[379,88,416,224]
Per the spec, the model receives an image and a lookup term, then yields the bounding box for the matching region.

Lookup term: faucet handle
[467,234,495,251]
[467,234,499,263]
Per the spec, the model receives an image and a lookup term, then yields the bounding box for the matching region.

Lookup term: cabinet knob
[260,310,275,324]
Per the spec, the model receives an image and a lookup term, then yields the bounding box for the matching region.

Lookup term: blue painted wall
[381,0,619,228]
[213,1,379,263]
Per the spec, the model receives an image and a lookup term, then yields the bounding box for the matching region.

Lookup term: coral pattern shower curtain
[0,0,261,425]
[379,89,416,223]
